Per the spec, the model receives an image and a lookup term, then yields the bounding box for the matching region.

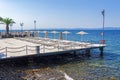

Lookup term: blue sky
[0,0,120,29]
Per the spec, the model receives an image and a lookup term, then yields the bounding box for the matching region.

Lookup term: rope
[0,51,5,53]
[7,46,26,49]
[0,48,6,51]
[44,47,55,50]
[27,45,36,47]
[7,49,26,53]
[27,49,36,51]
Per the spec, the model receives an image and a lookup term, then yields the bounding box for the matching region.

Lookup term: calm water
[38,30,120,54]
[39,30,120,79]
[2,30,120,79]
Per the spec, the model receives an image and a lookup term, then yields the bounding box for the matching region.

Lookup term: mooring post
[43,45,45,53]
[85,49,91,57]
[36,46,40,54]
[58,43,59,51]
[99,47,104,57]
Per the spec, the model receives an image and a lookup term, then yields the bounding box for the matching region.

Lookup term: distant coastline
[33,27,120,30]
[0,27,120,31]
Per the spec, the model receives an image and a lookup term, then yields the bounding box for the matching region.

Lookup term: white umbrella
[51,31,59,39]
[37,31,40,33]
[30,31,33,33]
[42,31,47,33]
[24,30,28,32]
[76,31,88,41]
[63,31,70,40]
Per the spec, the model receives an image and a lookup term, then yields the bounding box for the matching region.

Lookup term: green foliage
[0,17,15,34]
[0,17,2,21]
[2,18,15,26]
[0,17,3,21]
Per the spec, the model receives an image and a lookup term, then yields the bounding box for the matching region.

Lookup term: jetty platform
[0,37,106,62]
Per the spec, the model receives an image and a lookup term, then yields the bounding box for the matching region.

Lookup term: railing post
[58,43,59,51]
[71,43,72,50]
[6,47,7,57]
[43,45,45,53]
[36,46,40,54]
[26,45,28,55]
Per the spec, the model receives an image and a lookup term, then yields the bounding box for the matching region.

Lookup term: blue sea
[38,30,120,54]
[1,30,120,79]
[38,30,120,79]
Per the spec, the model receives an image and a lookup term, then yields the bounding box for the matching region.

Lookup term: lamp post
[34,20,36,37]
[101,9,105,44]
[34,20,36,32]
[20,22,24,32]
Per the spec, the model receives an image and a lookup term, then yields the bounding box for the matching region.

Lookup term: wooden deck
[0,38,106,62]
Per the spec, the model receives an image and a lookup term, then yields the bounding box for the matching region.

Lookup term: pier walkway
[0,38,106,61]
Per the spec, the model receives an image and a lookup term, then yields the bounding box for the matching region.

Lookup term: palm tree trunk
[6,25,9,35]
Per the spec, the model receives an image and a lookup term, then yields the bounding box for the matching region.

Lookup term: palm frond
[0,17,3,21]
[2,18,15,25]
[0,17,15,34]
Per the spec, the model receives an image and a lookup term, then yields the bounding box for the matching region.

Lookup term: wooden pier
[0,38,106,63]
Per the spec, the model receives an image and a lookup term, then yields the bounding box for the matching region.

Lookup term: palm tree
[1,18,15,34]
[0,17,3,21]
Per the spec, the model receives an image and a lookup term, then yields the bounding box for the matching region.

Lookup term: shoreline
[0,53,119,80]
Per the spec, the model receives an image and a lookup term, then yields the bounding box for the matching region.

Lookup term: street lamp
[34,20,36,32]
[101,9,105,44]
[20,22,24,32]
[34,20,36,37]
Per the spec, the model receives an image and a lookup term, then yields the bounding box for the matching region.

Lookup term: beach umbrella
[76,31,88,41]
[63,31,70,40]
[59,32,63,40]
[37,31,41,33]
[51,31,59,39]
[42,31,47,33]
[30,31,33,33]
[24,30,28,33]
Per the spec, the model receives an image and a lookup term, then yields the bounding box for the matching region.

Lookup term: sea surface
[38,30,120,79]
[1,30,120,79]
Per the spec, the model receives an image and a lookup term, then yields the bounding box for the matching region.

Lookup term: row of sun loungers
[15,37,92,53]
